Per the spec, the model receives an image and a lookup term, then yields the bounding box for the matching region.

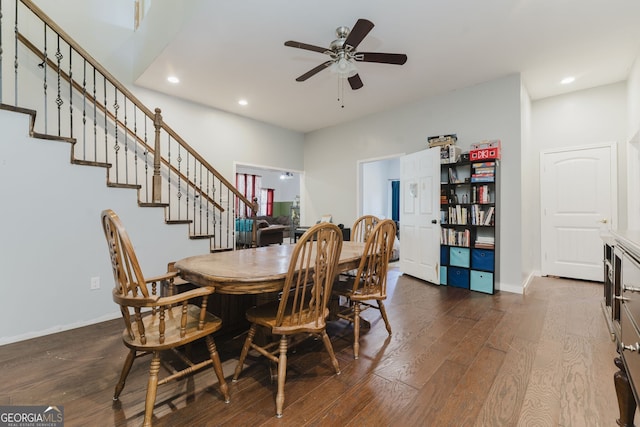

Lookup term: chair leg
[320,330,341,375]
[233,324,257,382]
[275,335,288,418]
[142,352,161,427]
[205,336,230,403]
[353,303,361,359]
[377,300,392,335]
[113,349,136,400]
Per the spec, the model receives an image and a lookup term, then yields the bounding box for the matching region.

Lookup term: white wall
[627,55,640,230]
[531,81,628,255]
[520,84,535,287]
[0,109,211,344]
[304,74,523,293]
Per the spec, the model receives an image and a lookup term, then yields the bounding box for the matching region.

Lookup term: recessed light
[238,99,248,106]
[560,76,575,85]
[167,76,180,84]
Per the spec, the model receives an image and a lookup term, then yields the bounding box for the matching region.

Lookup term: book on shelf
[473,168,495,174]
[448,168,459,184]
[472,162,495,168]
[483,207,495,225]
[471,176,495,183]
[476,185,491,204]
[475,243,495,249]
[475,235,495,249]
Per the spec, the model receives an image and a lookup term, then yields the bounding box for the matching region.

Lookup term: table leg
[614,356,636,427]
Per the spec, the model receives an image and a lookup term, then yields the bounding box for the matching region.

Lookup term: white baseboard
[0,311,121,346]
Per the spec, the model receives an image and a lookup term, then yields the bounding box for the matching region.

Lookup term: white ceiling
[134,1,640,133]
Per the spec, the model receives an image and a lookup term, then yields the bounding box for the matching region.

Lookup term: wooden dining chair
[101,209,230,427]
[333,219,396,359]
[232,221,343,418]
[351,214,380,242]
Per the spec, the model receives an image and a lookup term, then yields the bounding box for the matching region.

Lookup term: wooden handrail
[18,0,255,212]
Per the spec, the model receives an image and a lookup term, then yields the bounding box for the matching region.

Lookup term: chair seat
[333,278,385,302]
[246,299,330,334]
[122,304,223,351]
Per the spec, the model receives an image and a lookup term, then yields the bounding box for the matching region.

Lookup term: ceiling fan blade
[284,40,329,54]
[344,19,374,50]
[295,60,333,82]
[348,74,364,90]
[355,52,408,65]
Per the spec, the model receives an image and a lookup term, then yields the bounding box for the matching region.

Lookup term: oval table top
[175,241,365,295]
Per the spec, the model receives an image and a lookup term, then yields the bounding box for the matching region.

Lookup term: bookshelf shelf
[440,159,499,294]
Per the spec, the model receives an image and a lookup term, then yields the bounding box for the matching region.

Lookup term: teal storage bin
[449,247,470,268]
[471,249,494,271]
[440,266,447,285]
[470,270,493,294]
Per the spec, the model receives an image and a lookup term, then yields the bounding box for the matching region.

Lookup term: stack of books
[471,162,495,183]
[475,236,495,249]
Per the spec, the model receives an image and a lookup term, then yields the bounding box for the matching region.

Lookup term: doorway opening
[357,154,402,221]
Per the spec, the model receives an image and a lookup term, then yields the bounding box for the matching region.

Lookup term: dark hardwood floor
[0,267,621,426]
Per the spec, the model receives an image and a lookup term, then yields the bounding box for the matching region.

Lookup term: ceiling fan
[284,18,407,90]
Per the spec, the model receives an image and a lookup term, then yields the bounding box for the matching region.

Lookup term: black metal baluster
[185,151,190,227]
[206,170,211,236]
[82,59,86,159]
[134,106,138,186]
[42,23,48,133]
[13,0,18,105]
[55,35,63,136]
[92,66,97,162]
[113,87,120,182]
[103,75,107,165]
[68,44,72,138]
[177,144,182,219]
[166,133,171,217]
[144,116,149,202]
[123,97,128,183]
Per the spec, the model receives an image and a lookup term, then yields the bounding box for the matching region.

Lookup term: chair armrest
[145,270,178,284]
[156,286,215,306]
[113,285,214,307]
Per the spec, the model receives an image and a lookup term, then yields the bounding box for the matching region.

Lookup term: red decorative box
[469,140,501,161]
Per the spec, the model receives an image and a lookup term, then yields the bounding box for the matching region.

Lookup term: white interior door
[540,143,616,282]
[399,148,440,284]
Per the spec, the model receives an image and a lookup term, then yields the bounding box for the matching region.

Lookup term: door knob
[599,219,608,224]
[431,219,437,224]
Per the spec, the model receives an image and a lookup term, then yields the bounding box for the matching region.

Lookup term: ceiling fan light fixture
[330,57,358,78]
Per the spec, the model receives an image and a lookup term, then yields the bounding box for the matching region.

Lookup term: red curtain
[235,173,259,217]
[266,188,274,216]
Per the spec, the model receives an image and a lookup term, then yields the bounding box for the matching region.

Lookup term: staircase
[0,0,254,251]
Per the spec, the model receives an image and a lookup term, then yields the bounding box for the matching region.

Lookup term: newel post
[152,107,162,203]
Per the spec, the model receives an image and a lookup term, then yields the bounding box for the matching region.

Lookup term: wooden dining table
[174,241,366,295]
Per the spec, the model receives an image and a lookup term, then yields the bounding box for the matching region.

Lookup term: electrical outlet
[90,276,100,290]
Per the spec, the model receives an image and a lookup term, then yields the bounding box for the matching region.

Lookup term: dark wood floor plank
[516,337,563,426]
[475,336,536,426]
[373,316,476,388]
[434,344,507,426]
[395,359,468,424]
